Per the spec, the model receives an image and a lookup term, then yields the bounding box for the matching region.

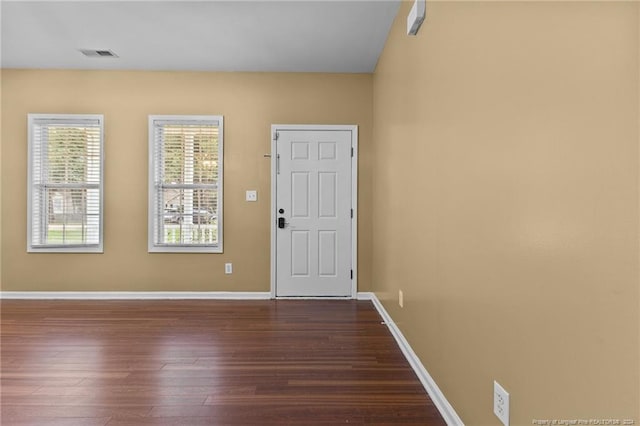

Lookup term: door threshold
[275,296,354,300]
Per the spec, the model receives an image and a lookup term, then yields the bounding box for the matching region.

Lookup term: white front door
[272,126,356,297]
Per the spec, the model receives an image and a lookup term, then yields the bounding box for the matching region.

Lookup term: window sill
[28,245,104,254]
[148,245,223,254]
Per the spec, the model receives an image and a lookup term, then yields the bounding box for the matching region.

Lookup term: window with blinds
[27,114,104,253]
[148,115,223,253]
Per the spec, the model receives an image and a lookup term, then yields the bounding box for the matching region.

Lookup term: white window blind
[27,114,104,253]
[148,115,223,253]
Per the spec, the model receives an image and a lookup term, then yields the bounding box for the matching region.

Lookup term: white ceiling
[1,0,400,73]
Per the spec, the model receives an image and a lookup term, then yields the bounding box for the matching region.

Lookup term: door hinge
[274,131,279,141]
[351,147,354,157]
[350,209,353,218]
[350,269,353,280]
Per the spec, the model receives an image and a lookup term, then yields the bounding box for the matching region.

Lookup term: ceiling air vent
[79,49,118,58]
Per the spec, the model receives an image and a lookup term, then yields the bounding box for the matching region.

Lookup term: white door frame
[270,124,358,299]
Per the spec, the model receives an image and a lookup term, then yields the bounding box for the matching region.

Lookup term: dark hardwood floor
[1,299,446,425]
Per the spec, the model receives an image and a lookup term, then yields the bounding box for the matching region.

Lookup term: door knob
[278,217,286,229]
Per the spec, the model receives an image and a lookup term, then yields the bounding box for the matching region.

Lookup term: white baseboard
[0,291,376,301]
[0,291,272,300]
[356,291,374,300]
[365,292,465,426]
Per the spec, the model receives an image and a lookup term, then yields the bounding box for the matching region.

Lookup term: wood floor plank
[1,300,446,425]
[0,405,152,418]
[2,417,111,426]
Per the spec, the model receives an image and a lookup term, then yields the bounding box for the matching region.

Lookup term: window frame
[148,115,224,253]
[27,113,105,253]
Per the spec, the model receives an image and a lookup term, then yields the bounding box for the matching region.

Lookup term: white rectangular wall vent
[407,0,426,36]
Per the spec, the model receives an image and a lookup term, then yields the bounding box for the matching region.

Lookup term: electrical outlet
[493,381,510,426]
[399,290,404,308]
[225,263,233,274]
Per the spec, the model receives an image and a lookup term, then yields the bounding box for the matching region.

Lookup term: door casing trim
[270,124,358,299]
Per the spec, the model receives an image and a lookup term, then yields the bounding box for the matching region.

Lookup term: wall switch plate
[225,263,233,274]
[494,381,510,426]
[399,290,404,308]
[246,190,257,202]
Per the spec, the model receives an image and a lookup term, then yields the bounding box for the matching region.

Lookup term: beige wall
[0,70,373,292]
[372,1,639,424]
